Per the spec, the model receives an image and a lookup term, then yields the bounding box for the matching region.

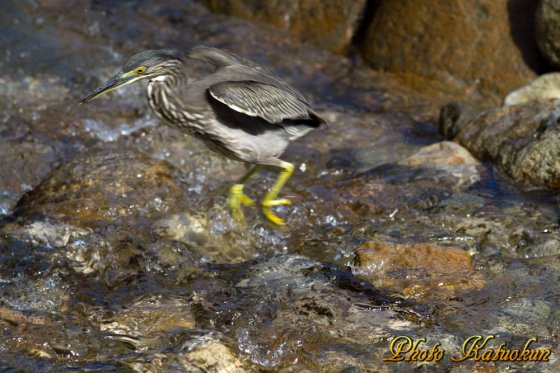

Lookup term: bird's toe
[262,207,286,226]
[239,194,255,207]
[228,183,256,224]
[262,198,291,207]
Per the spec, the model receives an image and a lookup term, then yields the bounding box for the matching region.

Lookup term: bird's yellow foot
[228,184,255,223]
[262,198,291,226]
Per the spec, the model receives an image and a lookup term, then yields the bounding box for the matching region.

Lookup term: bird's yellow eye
[135,66,146,74]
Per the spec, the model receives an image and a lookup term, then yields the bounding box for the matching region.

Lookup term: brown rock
[100,296,196,338]
[355,241,484,301]
[359,0,544,101]
[202,0,367,53]
[440,99,560,191]
[15,147,185,229]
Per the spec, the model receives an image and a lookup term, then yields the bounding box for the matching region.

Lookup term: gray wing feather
[208,80,312,124]
[187,46,267,71]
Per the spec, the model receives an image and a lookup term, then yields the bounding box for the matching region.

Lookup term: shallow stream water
[0,1,559,371]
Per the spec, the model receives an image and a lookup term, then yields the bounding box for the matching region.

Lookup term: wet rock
[491,298,552,337]
[438,102,484,139]
[536,0,560,67]
[354,241,484,301]
[440,99,560,191]
[2,220,85,249]
[182,340,248,373]
[397,141,482,189]
[62,231,142,284]
[201,0,367,53]
[99,295,195,343]
[2,220,146,283]
[15,147,186,231]
[194,255,411,369]
[151,212,274,264]
[359,0,543,100]
[446,203,560,259]
[153,213,211,251]
[114,331,248,372]
[504,73,560,106]
[2,0,560,371]
[0,139,61,216]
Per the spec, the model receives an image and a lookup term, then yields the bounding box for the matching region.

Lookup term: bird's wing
[187,46,268,72]
[207,80,313,124]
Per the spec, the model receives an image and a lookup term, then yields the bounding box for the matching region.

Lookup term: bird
[80,46,325,225]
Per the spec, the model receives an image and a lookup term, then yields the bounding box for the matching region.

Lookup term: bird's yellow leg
[228,165,260,223]
[262,161,294,226]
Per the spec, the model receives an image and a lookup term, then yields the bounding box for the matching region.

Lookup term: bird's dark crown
[122,50,181,71]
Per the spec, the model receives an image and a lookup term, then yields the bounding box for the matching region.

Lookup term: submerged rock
[2,0,560,371]
[194,254,412,369]
[440,99,560,191]
[99,295,196,343]
[181,340,248,373]
[354,241,484,301]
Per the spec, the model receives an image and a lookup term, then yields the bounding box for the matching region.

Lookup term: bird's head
[80,50,181,104]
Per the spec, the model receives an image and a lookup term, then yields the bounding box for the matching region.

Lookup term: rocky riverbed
[0,1,559,372]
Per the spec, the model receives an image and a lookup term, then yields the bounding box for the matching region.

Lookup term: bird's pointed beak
[79,72,139,104]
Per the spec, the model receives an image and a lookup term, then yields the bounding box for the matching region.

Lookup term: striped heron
[80,46,325,225]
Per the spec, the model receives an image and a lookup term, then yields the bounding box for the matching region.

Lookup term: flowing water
[0,1,558,371]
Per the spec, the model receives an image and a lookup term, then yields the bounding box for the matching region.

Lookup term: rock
[0,139,61,216]
[359,0,544,100]
[152,212,252,264]
[397,141,482,189]
[201,0,367,53]
[99,295,196,342]
[438,102,484,139]
[536,0,560,67]
[194,255,409,369]
[354,241,484,301]
[153,213,211,250]
[440,99,560,191]
[112,331,248,372]
[182,341,247,373]
[15,147,186,230]
[504,73,560,106]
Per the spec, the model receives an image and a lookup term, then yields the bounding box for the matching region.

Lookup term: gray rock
[504,73,560,106]
[536,0,560,67]
[440,99,560,190]
[397,141,482,189]
[0,139,61,216]
[439,101,484,139]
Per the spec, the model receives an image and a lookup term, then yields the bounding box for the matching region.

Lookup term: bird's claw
[262,198,291,207]
[228,184,255,224]
[262,198,292,226]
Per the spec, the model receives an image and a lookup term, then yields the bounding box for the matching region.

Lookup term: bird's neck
[149,60,186,87]
[146,60,188,126]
